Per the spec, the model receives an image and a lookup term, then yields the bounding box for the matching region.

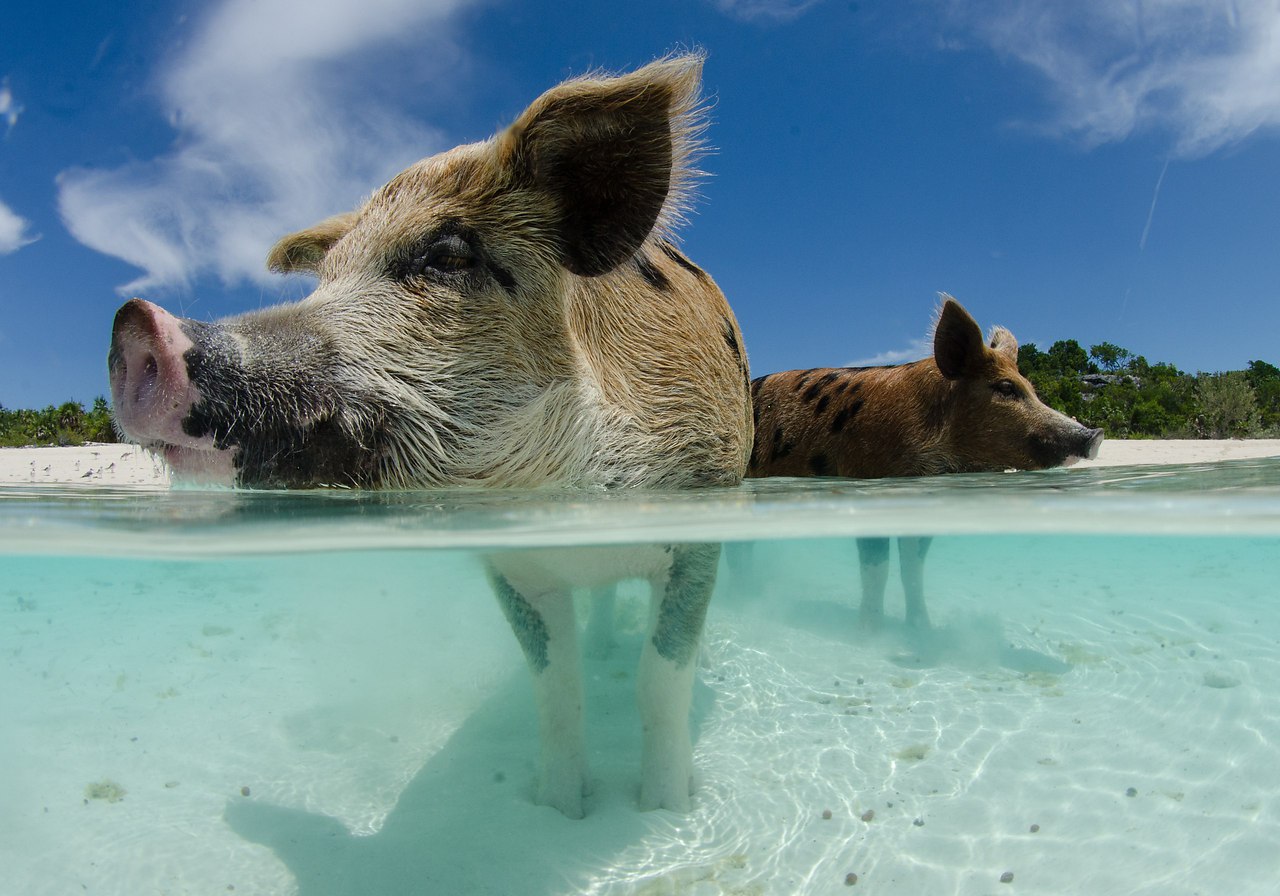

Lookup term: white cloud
[938,0,1280,157]
[847,336,932,368]
[711,0,824,22]
[0,198,37,255]
[0,78,21,134]
[57,0,474,295]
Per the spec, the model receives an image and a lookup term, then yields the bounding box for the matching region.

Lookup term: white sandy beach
[2,438,1280,486]
[0,443,172,486]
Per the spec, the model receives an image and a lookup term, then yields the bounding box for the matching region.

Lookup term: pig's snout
[1081,427,1104,460]
[108,299,204,448]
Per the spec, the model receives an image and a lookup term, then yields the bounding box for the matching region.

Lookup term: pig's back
[748,363,948,480]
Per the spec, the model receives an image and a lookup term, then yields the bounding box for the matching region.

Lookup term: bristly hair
[931,291,958,337]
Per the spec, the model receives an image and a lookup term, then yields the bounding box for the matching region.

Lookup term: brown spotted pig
[107,56,752,818]
[747,297,1101,629]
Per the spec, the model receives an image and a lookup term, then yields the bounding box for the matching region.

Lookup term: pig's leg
[898,536,933,629]
[856,537,891,630]
[638,542,719,812]
[488,568,588,818]
[584,584,618,659]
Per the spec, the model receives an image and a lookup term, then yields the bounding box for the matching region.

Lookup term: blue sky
[2,0,1279,409]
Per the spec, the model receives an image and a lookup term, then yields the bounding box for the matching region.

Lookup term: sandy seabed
[2,441,1280,895]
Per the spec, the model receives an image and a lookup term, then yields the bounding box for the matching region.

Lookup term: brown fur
[749,297,1097,480]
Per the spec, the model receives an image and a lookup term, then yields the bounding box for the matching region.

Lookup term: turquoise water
[2,460,1279,895]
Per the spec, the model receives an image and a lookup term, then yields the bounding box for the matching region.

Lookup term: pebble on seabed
[860,809,875,822]
[822,809,832,820]
[1000,871,1014,883]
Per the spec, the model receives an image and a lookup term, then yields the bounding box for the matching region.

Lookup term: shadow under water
[224,635,717,896]
[782,599,1073,677]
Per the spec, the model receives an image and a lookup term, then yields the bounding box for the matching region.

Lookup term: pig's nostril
[135,354,160,405]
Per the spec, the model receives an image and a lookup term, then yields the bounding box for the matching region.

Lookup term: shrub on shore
[0,398,118,447]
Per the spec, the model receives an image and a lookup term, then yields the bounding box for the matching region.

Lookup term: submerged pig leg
[898,536,933,629]
[857,537,891,630]
[638,542,719,811]
[488,567,588,818]
[584,584,618,659]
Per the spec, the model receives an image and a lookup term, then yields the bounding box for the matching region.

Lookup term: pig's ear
[934,297,985,379]
[267,212,359,274]
[988,326,1018,359]
[498,54,706,276]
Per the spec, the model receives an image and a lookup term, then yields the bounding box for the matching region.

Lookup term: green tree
[1245,360,1280,384]
[85,397,117,443]
[0,398,118,447]
[1245,361,1280,431]
[1089,342,1133,372]
[1018,342,1045,375]
[1046,339,1094,375]
[1195,372,1261,438]
[1081,381,1141,437]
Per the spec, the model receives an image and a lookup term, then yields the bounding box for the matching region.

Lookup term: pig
[746,297,1102,629]
[106,56,753,818]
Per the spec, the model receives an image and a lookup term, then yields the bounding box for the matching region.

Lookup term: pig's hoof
[537,767,590,819]
[537,782,587,819]
[639,763,694,812]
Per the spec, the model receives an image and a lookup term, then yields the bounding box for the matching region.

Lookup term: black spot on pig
[635,253,671,292]
[659,241,708,280]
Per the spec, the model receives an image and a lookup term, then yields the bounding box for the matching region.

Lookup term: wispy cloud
[0,198,37,255]
[847,336,932,368]
[1,78,22,135]
[938,0,1280,157]
[711,0,824,22]
[57,0,474,295]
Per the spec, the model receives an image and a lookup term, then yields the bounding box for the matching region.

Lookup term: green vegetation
[0,397,118,447]
[1018,342,1280,439]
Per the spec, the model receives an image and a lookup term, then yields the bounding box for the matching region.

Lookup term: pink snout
[108,299,235,483]
[106,300,238,491]
[108,298,204,447]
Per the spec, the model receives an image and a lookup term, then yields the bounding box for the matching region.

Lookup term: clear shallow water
[2,459,1279,895]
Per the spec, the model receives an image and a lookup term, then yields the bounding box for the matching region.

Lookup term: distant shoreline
[2,440,1279,487]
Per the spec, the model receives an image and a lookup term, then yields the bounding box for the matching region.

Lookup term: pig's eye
[431,254,474,272]
[992,380,1023,399]
[401,233,477,278]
